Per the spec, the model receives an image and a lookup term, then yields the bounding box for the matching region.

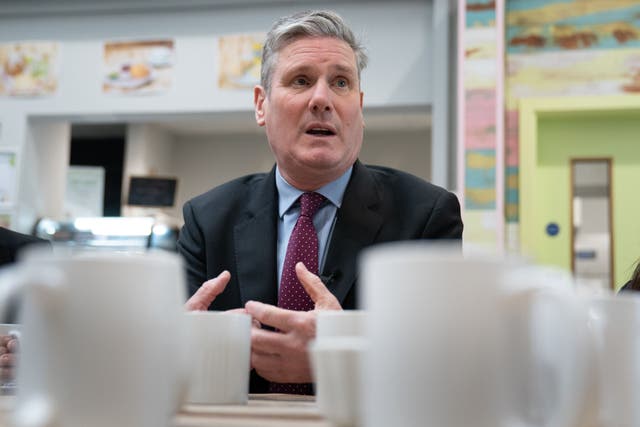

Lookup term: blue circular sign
[546,222,560,237]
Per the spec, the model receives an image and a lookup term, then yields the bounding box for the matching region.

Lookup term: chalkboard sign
[127,176,177,207]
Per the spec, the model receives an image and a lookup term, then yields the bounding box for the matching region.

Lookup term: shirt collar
[276,165,353,218]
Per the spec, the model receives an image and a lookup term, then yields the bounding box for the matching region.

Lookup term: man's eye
[335,78,349,89]
[293,77,308,86]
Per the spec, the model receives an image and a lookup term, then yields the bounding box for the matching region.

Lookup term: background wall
[165,128,432,219]
[0,0,447,232]
[519,101,640,290]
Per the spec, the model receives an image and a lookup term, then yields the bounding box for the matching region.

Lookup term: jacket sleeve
[176,201,208,298]
[421,190,463,240]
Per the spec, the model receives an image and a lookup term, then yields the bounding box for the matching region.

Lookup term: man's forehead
[275,37,357,70]
[280,36,354,58]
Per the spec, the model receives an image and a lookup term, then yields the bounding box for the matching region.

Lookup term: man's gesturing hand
[184,270,231,311]
[245,262,341,383]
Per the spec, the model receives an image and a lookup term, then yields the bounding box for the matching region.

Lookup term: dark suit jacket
[0,227,51,323]
[177,160,463,391]
[0,227,50,267]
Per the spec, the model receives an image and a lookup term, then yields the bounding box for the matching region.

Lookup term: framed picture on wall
[0,149,17,207]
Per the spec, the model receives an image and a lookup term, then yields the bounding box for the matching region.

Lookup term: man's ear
[360,91,365,128]
[254,85,267,127]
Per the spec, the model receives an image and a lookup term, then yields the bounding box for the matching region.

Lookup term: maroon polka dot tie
[269,192,325,395]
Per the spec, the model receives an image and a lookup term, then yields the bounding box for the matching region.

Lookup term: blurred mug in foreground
[360,242,588,427]
[585,293,640,427]
[0,249,187,427]
[183,311,251,405]
[311,310,367,426]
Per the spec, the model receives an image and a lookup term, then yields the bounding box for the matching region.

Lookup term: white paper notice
[64,166,105,217]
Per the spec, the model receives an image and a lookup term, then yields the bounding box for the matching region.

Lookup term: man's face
[254,36,364,190]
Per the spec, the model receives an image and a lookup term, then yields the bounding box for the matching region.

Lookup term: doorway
[69,124,126,216]
[570,159,613,290]
[519,96,640,291]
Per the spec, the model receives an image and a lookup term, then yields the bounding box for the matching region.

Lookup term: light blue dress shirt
[275,166,353,289]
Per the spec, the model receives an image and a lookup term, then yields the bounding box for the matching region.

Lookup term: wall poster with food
[103,39,174,95]
[218,33,265,90]
[0,41,59,96]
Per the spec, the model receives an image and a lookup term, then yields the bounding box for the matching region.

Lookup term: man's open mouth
[306,128,336,136]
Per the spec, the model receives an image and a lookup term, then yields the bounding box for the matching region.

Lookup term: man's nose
[308,80,332,113]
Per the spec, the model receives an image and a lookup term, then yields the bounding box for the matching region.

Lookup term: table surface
[0,394,333,427]
[175,394,331,427]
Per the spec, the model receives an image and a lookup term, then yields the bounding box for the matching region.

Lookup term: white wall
[360,129,431,181]
[168,127,431,221]
[122,124,177,217]
[18,121,71,231]
[0,1,432,116]
[0,0,441,231]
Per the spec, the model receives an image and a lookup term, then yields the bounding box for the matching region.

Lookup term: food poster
[103,39,174,95]
[0,42,59,96]
[218,33,265,90]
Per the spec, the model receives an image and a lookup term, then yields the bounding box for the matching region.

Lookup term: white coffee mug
[359,242,588,427]
[310,337,365,427]
[183,311,251,405]
[585,293,640,427]
[316,310,366,338]
[501,264,589,427]
[313,310,367,426]
[0,249,187,427]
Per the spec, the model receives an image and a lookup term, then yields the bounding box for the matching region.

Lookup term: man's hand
[185,270,231,311]
[0,334,18,386]
[245,262,341,383]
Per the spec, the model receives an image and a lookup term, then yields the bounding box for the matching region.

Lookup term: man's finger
[250,327,288,355]
[185,270,231,311]
[245,300,297,332]
[226,307,261,328]
[295,262,341,310]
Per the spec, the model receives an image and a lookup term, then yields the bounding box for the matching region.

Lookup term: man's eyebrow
[282,63,357,76]
[332,64,357,75]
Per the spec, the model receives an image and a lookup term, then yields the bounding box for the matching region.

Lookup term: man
[177,10,463,393]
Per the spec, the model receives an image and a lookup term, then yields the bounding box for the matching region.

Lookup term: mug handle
[503,288,589,427]
[0,266,66,321]
[0,266,66,427]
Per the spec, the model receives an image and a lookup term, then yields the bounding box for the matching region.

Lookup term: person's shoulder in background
[619,280,639,292]
[0,227,51,267]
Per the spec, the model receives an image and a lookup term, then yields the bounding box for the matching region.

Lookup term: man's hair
[260,10,368,94]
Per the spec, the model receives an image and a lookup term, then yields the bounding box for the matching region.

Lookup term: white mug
[183,311,251,405]
[359,242,588,427]
[501,264,589,427]
[585,293,640,427]
[312,310,367,426]
[316,310,366,338]
[310,337,365,427]
[0,249,187,427]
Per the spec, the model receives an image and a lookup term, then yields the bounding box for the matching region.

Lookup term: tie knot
[299,192,325,218]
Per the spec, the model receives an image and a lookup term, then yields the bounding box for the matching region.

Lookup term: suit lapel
[322,161,383,304]
[234,167,279,306]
